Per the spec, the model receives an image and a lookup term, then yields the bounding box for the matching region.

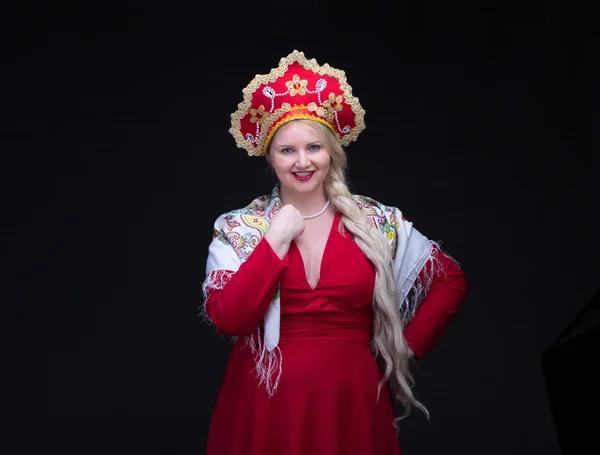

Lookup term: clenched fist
[268,204,306,242]
[264,204,305,258]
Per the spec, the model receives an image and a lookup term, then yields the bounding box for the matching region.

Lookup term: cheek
[270,157,291,176]
[318,154,332,171]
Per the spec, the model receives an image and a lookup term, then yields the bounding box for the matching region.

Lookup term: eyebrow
[273,140,322,148]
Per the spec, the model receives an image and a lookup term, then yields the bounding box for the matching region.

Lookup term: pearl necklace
[302,200,331,220]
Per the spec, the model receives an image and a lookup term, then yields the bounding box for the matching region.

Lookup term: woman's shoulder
[351,193,406,226]
[352,193,386,210]
[212,192,276,231]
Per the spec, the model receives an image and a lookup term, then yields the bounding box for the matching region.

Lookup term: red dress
[205,213,467,455]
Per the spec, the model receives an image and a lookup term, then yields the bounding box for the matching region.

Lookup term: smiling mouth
[292,171,315,181]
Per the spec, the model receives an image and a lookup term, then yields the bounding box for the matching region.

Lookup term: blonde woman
[201,50,467,455]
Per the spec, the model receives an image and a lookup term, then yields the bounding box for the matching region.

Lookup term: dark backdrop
[10,0,599,453]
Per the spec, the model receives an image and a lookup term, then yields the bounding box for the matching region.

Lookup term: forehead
[272,121,322,145]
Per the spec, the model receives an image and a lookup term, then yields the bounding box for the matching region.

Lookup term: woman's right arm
[205,238,289,337]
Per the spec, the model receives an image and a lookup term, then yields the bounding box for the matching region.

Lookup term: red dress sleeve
[403,246,468,359]
[205,238,289,337]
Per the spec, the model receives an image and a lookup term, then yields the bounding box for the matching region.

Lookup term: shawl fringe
[243,329,282,397]
[400,241,444,325]
[200,270,238,344]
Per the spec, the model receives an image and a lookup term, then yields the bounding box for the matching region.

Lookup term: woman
[201,50,467,455]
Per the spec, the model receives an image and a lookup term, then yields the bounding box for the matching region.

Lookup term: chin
[286,179,323,194]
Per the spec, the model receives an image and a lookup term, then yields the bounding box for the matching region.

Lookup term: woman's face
[268,120,331,198]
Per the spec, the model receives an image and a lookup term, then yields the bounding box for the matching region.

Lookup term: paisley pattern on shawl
[201,184,443,396]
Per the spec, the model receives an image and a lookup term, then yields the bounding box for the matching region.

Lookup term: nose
[296,150,311,169]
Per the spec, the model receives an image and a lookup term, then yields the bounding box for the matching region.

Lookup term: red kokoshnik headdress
[229,50,366,156]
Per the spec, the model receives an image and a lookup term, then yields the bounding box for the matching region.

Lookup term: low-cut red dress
[205,213,467,455]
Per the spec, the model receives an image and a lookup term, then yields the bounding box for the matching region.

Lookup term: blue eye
[281,148,294,154]
[309,144,321,151]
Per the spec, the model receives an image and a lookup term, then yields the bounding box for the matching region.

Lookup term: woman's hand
[265,204,305,258]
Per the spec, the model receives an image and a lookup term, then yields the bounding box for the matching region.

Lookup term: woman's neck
[279,186,329,217]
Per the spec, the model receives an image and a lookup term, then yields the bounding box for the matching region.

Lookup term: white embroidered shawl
[201,184,441,396]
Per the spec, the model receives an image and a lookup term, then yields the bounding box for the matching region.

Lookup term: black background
[9,0,600,453]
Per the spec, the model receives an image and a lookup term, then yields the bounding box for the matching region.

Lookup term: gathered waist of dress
[279,317,372,345]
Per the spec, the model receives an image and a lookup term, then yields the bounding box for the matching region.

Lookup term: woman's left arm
[403,246,468,359]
